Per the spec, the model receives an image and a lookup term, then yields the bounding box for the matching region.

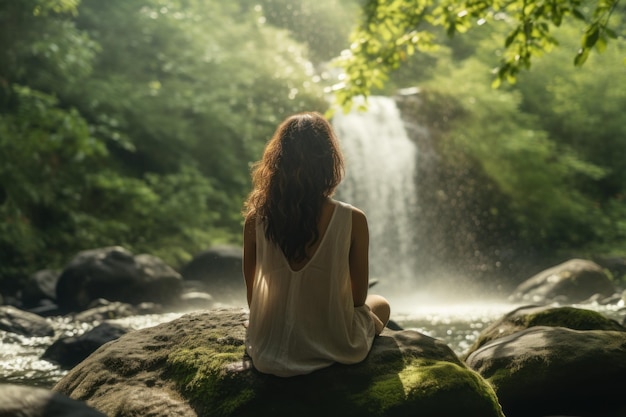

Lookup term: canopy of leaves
[334,0,623,111]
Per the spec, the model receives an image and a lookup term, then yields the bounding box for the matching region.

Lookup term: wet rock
[54,308,504,417]
[56,246,183,313]
[43,321,132,369]
[176,291,215,311]
[26,300,62,317]
[463,304,625,359]
[72,300,143,323]
[0,305,54,337]
[508,258,616,304]
[466,326,626,417]
[179,245,246,305]
[0,383,106,417]
[21,269,60,309]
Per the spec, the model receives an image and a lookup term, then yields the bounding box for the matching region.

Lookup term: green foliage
[0,0,334,286]
[334,0,623,110]
[423,51,613,250]
[380,10,626,262]
[0,85,106,279]
[512,22,626,251]
[238,0,362,63]
[0,0,99,96]
[1,0,623,292]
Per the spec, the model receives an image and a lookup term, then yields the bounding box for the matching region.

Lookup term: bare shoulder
[349,206,368,234]
[349,205,367,222]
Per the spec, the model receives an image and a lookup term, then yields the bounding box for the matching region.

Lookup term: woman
[242,111,390,377]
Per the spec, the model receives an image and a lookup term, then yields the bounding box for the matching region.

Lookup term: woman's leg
[365,294,390,335]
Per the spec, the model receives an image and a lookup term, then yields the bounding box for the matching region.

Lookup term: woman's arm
[349,208,369,307]
[243,215,257,307]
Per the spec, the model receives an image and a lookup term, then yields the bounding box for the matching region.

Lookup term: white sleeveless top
[246,200,375,377]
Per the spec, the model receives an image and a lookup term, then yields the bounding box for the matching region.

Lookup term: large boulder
[179,245,246,306]
[54,309,504,417]
[0,305,54,337]
[56,246,183,313]
[508,258,616,304]
[466,326,626,417]
[0,383,106,417]
[463,304,625,359]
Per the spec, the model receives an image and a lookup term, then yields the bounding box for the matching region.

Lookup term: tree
[0,0,330,288]
[333,0,623,110]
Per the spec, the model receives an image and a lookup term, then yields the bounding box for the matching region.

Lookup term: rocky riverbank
[1,247,626,416]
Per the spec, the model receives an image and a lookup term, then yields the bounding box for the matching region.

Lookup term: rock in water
[466,326,626,417]
[0,383,106,417]
[0,305,54,337]
[54,308,504,417]
[43,321,132,369]
[179,245,246,305]
[508,258,616,304]
[55,246,183,312]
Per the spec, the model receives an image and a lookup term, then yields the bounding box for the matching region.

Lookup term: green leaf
[574,48,590,66]
[584,27,600,48]
[505,28,520,47]
[572,8,586,21]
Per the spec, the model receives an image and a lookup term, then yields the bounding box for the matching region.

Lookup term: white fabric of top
[246,199,375,377]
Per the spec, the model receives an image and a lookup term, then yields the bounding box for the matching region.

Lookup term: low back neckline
[285,200,340,273]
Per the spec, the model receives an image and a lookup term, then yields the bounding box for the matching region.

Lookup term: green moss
[165,332,253,417]
[163,330,504,417]
[525,306,624,331]
[352,358,503,416]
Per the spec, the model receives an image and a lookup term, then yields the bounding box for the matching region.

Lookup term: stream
[2,297,623,389]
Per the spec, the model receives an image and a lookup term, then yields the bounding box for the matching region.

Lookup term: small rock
[43,321,131,368]
[0,305,54,337]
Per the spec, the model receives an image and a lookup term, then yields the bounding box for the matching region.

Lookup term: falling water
[332,96,419,295]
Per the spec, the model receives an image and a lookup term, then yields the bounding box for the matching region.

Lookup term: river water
[2,297,623,389]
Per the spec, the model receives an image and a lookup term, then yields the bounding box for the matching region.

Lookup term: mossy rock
[466,326,626,417]
[463,304,625,359]
[54,309,504,417]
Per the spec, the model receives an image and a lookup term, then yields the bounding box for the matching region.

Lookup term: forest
[1,0,625,295]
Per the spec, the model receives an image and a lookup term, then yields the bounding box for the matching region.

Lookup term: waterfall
[332,96,419,294]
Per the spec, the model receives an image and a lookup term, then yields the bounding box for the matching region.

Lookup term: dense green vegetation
[0,0,624,295]
[0,0,354,292]
[424,11,623,267]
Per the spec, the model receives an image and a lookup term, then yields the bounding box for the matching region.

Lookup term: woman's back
[245,200,375,377]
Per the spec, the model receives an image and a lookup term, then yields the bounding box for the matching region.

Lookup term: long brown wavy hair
[243,112,345,262]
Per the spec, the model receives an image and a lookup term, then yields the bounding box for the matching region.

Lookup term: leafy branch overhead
[334,0,623,111]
